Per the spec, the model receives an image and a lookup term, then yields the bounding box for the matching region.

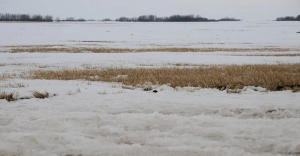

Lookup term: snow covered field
[1,21,300,156]
[0,21,300,48]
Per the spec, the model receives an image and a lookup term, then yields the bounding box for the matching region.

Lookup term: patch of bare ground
[9,47,297,53]
[30,64,300,91]
[228,53,300,57]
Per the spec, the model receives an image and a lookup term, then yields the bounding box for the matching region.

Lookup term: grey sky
[1,0,299,21]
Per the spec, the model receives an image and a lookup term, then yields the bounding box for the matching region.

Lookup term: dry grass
[9,47,296,53]
[0,82,25,88]
[30,64,300,91]
[0,91,17,102]
[33,91,49,99]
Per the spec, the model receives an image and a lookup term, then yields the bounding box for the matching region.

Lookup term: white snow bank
[1,79,300,156]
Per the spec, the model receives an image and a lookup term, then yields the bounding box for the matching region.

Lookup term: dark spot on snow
[266,110,277,113]
[266,108,285,114]
[276,86,285,91]
[19,97,31,100]
[153,90,158,93]
[143,88,152,91]
[217,86,227,91]
[276,85,300,91]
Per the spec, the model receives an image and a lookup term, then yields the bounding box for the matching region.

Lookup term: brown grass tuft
[33,91,49,99]
[29,64,300,91]
[0,91,17,102]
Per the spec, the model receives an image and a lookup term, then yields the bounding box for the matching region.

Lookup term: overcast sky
[1,0,299,21]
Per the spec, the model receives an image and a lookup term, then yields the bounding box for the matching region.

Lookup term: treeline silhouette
[57,17,86,22]
[218,17,242,21]
[0,13,88,22]
[116,15,241,22]
[0,13,242,22]
[276,15,300,21]
[0,13,53,22]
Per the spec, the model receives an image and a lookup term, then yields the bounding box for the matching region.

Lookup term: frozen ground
[1,21,300,156]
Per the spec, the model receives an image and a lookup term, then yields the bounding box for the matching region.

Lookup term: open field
[1,21,300,156]
[0,21,300,48]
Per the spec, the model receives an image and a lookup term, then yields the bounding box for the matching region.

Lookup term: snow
[1,79,300,156]
[0,21,300,48]
[1,52,300,76]
[1,21,300,156]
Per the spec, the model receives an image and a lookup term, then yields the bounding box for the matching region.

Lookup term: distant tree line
[0,13,53,22]
[0,13,88,22]
[116,15,241,22]
[276,15,300,21]
[102,18,113,22]
[55,17,86,22]
[218,17,242,21]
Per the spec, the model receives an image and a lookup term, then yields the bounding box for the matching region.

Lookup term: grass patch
[0,91,17,102]
[29,64,300,91]
[33,91,49,99]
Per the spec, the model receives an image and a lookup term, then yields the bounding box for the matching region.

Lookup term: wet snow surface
[1,80,300,156]
[1,21,300,156]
